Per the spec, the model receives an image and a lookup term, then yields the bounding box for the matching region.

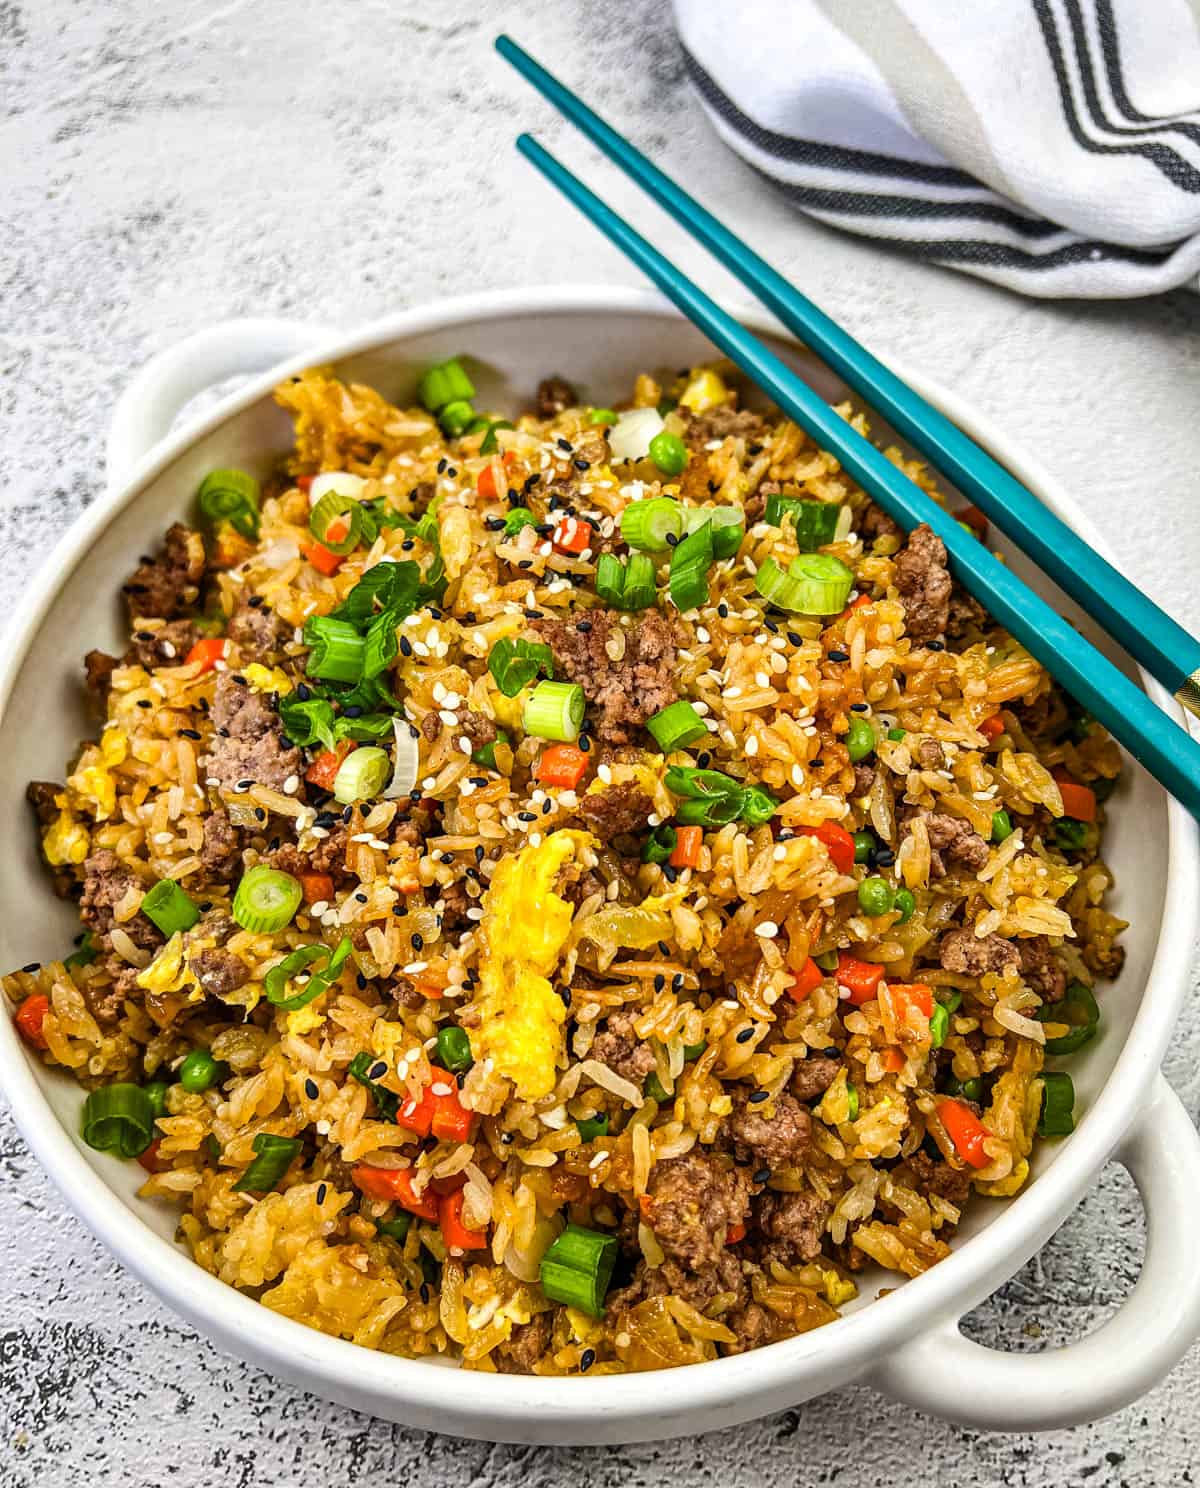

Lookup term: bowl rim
[1,283,1195,1428]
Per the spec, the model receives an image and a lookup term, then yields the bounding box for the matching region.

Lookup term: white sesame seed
[422,777,436,790]
[310,900,329,916]
[755,921,779,938]
[466,907,483,921]
[458,738,473,755]
[315,1120,331,1135]
[432,682,447,703]
[403,961,428,974]
[283,774,300,795]
[724,686,742,699]
[310,826,329,840]
[351,832,373,842]
[695,626,710,643]
[153,831,173,845]
[597,764,613,784]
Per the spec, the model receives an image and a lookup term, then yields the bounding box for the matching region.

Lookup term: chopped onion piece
[609,407,665,463]
[384,715,421,799]
[309,471,366,509]
[257,537,300,570]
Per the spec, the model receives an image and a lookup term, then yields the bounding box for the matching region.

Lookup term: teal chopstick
[512,132,1200,820]
[496,34,1200,722]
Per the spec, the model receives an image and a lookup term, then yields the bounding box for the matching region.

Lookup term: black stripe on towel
[1093,0,1200,146]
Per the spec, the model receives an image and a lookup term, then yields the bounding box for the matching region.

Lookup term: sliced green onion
[669,520,714,611]
[309,489,364,556]
[846,1084,860,1121]
[333,745,390,804]
[595,552,656,611]
[330,560,421,628]
[539,1223,618,1316]
[523,680,585,742]
[265,936,353,1012]
[436,1026,473,1072]
[1035,981,1100,1055]
[739,785,777,827]
[504,507,538,536]
[813,949,840,972]
[81,1083,156,1159]
[472,728,509,770]
[1038,1071,1076,1137]
[576,1114,609,1142]
[197,468,261,541]
[929,1003,950,1049]
[620,496,683,552]
[334,712,395,743]
[887,726,907,741]
[304,615,366,684]
[587,408,619,427]
[846,715,876,763]
[278,694,338,751]
[648,430,688,476]
[705,506,745,559]
[362,610,400,681]
[991,809,1013,843]
[764,494,842,551]
[439,399,476,438]
[140,878,200,937]
[893,888,916,923]
[232,865,303,934]
[143,1081,169,1119]
[938,988,964,1015]
[666,765,741,801]
[644,1071,670,1103]
[676,793,744,827]
[755,553,854,615]
[179,1048,226,1093]
[646,700,709,752]
[232,1132,302,1193]
[479,420,514,455]
[417,357,475,413]
[683,1041,706,1061]
[348,1050,399,1120]
[376,1214,413,1244]
[64,930,98,970]
[857,877,894,916]
[488,637,555,697]
[641,824,678,864]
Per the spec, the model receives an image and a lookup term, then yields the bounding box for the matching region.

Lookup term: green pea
[143,1081,170,1120]
[648,430,688,476]
[179,1049,225,1094]
[846,715,876,763]
[1054,818,1090,853]
[991,809,1013,843]
[929,1004,949,1049]
[857,876,895,917]
[886,726,906,742]
[893,888,916,923]
[852,829,876,865]
[587,408,619,427]
[436,1025,473,1073]
[376,1214,413,1244]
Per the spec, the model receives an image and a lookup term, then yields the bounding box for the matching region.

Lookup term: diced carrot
[185,637,228,674]
[727,1221,747,1244]
[137,1139,164,1174]
[788,958,825,1003]
[838,593,873,621]
[438,1188,488,1251]
[301,540,344,576]
[1054,775,1097,823]
[798,821,856,875]
[305,740,355,791]
[551,516,592,555]
[477,464,498,500]
[535,744,589,790]
[299,872,335,906]
[296,474,315,493]
[957,504,988,540]
[837,952,885,1005]
[669,824,703,869]
[351,1164,439,1220]
[889,981,934,1019]
[881,1047,906,1074]
[939,1098,991,1169]
[14,993,50,1051]
[979,714,1005,742]
[429,1069,477,1142]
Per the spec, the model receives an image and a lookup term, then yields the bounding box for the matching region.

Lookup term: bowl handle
[106,317,336,491]
[868,1073,1200,1429]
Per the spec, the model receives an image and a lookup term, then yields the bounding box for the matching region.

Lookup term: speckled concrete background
[2,2,1199,1483]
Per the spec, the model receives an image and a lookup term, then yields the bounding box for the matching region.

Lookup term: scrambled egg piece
[43,800,89,867]
[67,726,127,820]
[471,831,592,1101]
[137,932,191,995]
[241,663,292,695]
[286,1004,326,1037]
[678,367,729,414]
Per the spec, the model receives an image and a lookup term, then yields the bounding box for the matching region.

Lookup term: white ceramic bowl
[2,287,1199,1444]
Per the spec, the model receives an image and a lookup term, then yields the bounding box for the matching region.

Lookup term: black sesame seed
[764,619,779,634]
[198,901,213,913]
[304,1078,318,1099]
[409,789,422,802]
[580,1348,596,1373]
[517,811,537,822]
[657,940,670,956]
[575,620,592,633]
[662,864,678,883]
[401,539,415,551]
[231,674,247,687]
[748,1089,770,1105]
[247,594,265,608]
[470,777,488,788]
[875,849,896,867]
[696,752,711,769]
[136,699,152,708]
[753,1166,772,1184]
[736,1027,755,1044]
[810,759,824,769]
[559,986,572,1008]
[485,516,505,532]
[392,903,408,917]
[316,1183,327,1205]
[436,457,447,474]
[821,1047,841,1060]
[20,961,39,974]
[440,852,455,864]
[341,806,354,823]
[578,734,592,752]
[717,603,729,618]
[135,629,154,641]
[296,683,311,701]
[556,437,573,452]
[368,1061,387,1080]
[254,807,266,822]
[475,846,485,863]
[356,973,367,990]
[429,607,443,620]
[671,973,684,992]
[850,702,869,713]
[314,810,339,828]
[786,631,803,647]
[542,800,553,814]
[653,974,666,994]
[664,532,678,547]
[344,705,364,718]
[235,778,253,792]
[517,559,533,570]
[180,728,201,740]
[354,891,368,904]
[573,458,589,471]
[827,649,849,663]
[927,640,945,651]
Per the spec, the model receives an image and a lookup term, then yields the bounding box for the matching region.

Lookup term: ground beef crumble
[725,1089,813,1169]
[79,849,162,952]
[643,1150,752,1270]
[201,673,304,792]
[588,1007,655,1086]
[530,608,677,746]
[894,522,951,643]
[939,927,1020,976]
[121,523,206,621]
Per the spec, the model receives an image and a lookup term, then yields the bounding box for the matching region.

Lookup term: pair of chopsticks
[496,34,1200,822]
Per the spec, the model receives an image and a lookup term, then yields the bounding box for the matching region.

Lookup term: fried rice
[4,358,1126,1374]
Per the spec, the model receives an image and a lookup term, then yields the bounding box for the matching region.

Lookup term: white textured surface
[1,1,1199,1482]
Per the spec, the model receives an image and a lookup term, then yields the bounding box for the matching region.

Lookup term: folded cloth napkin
[673,0,1200,298]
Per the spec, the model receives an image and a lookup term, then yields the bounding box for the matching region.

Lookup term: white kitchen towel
[673,0,1200,298]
